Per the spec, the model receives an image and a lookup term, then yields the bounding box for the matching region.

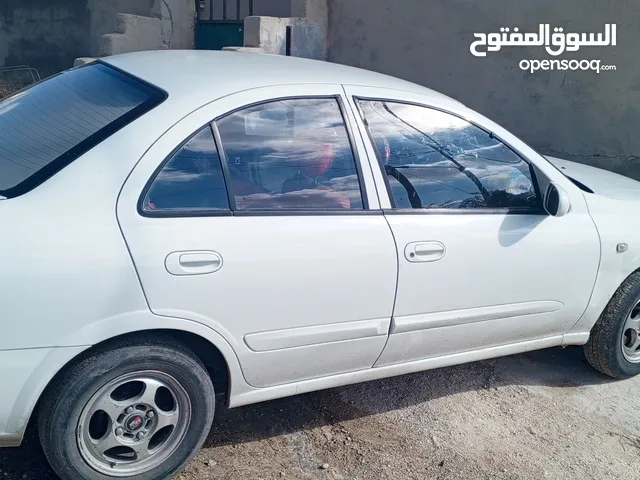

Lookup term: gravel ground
[2,346,639,479]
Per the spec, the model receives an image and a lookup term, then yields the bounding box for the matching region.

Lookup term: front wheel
[584,272,640,378]
[38,337,215,480]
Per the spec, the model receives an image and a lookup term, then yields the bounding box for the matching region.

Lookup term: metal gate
[195,0,254,50]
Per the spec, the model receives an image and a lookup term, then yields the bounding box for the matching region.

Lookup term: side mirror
[544,183,571,217]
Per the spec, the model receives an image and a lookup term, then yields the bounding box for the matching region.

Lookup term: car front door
[117,85,397,388]
[344,86,601,367]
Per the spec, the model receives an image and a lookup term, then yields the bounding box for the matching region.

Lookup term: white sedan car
[1,51,639,480]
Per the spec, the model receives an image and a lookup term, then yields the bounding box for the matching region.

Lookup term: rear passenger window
[216,98,364,211]
[142,126,229,214]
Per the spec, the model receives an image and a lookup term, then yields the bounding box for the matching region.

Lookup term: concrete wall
[244,15,325,59]
[291,0,327,24]
[95,0,194,55]
[160,0,196,49]
[0,0,91,77]
[100,13,163,56]
[88,0,157,56]
[0,0,195,74]
[328,0,640,180]
[242,0,327,59]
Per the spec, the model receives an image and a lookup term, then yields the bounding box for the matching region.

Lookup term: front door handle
[165,251,223,276]
[405,241,446,263]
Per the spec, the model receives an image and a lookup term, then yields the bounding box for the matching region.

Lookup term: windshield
[0,62,165,197]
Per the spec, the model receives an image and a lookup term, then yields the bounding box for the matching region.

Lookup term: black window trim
[210,120,237,211]
[1,60,168,199]
[353,96,547,216]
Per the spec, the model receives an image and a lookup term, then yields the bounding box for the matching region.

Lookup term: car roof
[103,50,463,109]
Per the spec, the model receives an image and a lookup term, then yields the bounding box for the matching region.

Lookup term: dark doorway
[195,0,254,50]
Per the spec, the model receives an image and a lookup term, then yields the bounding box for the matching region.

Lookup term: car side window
[357,100,540,211]
[215,98,364,211]
[142,125,230,214]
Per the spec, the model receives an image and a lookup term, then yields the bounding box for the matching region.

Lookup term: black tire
[584,272,640,378]
[38,336,215,480]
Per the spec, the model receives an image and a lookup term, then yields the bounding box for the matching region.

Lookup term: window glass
[0,62,165,197]
[358,100,540,210]
[216,98,363,210]
[143,126,229,213]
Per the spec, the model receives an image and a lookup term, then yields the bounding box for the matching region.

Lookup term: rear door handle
[404,241,446,263]
[165,251,223,276]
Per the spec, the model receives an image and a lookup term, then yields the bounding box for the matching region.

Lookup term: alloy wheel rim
[622,300,640,363]
[77,370,191,477]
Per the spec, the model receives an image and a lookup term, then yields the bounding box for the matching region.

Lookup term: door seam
[372,213,401,366]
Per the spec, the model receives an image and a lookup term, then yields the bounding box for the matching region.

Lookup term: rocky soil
[2,347,639,480]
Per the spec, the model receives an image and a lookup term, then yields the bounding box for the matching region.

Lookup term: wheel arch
[568,264,640,338]
[8,317,245,446]
[51,329,233,400]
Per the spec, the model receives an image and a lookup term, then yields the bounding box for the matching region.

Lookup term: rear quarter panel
[0,94,217,350]
[0,123,151,350]
[0,97,250,443]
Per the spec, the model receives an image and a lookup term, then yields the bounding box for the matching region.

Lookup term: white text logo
[470,24,617,57]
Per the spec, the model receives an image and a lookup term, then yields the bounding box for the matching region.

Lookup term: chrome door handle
[165,251,223,276]
[405,241,446,263]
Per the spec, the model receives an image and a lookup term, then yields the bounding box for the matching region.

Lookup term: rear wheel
[38,338,215,480]
[584,272,640,378]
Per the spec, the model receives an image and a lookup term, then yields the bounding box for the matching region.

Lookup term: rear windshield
[0,62,165,197]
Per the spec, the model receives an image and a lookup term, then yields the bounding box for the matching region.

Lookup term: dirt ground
[2,346,639,480]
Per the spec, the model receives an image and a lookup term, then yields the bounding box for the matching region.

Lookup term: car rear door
[344,85,600,367]
[117,84,397,388]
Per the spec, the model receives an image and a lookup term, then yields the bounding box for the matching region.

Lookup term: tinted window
[143,126,229,213]
[216,98,364,211]
[0,62,165,197]
[358,100,540,210]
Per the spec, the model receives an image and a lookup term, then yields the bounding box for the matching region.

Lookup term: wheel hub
[116,405,157,440]
[125,413,145,432]
[622,301,640,363]
[76,371,191,477]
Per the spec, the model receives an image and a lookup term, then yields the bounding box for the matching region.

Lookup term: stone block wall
[241,0,328,60]
[100,14,163,56]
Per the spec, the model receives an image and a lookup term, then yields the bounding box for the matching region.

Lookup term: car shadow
[204,346,616,448]
[498,213,546,247]
[0,346,618,479]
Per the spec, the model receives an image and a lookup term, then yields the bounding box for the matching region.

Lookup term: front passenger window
[358,100,540,211]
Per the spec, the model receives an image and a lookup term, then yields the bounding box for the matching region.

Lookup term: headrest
[295,142,334,177]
